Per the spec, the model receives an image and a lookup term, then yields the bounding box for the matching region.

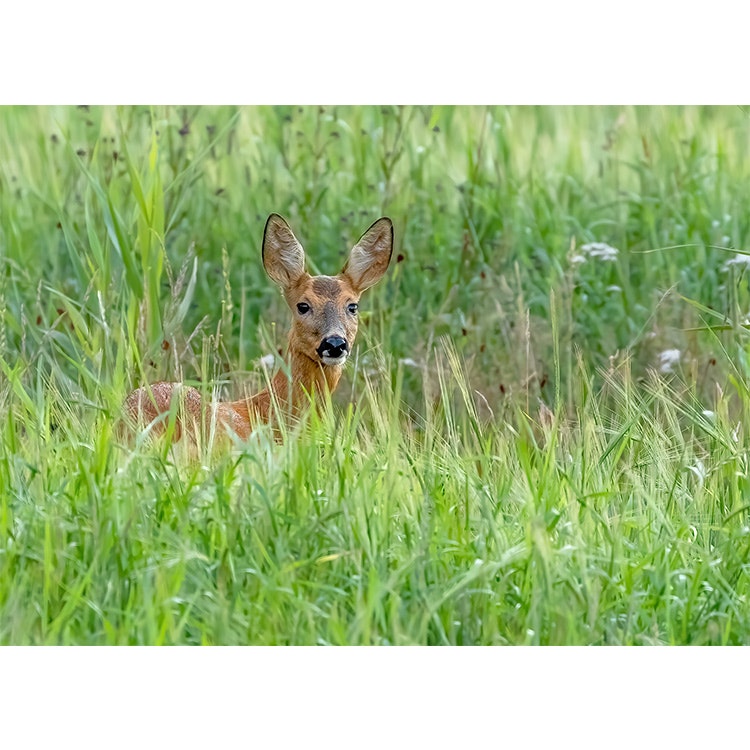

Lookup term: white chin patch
[321,354,348,366]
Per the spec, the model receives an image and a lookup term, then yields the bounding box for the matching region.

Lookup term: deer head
[262,213,393,368]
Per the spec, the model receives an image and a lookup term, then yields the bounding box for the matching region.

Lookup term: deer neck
[231,337,343,426]
[271,343,343,406]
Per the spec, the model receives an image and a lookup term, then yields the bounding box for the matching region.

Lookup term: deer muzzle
[317,336,348,365]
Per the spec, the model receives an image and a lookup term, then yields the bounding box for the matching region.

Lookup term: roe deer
[123,213,393,443]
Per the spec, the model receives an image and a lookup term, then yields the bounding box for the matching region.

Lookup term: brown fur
[123,214,393,445]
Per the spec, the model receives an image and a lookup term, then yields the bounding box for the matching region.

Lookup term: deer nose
[317,336,348,360]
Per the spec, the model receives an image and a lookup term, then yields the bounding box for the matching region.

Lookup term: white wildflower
[712,219,721,229]
[688,459,707,484]
[658,349,681,374]
[571,254,587,265]
[580,241,619,262]
[721,236,731,246]
[606,285,622,293]
[259,353,276,370]
[722,254,750,271]
[399,358,421,369]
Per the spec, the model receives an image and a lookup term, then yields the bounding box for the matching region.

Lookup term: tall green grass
[2,105,750,644]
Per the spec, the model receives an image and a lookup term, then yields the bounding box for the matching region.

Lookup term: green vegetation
[2,105,750,644]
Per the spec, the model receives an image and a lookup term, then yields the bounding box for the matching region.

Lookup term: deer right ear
[341,217,393,293]
[262,214,306,288]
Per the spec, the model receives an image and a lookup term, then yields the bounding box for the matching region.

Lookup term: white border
[2,2,746,103]
[2,647,747,747]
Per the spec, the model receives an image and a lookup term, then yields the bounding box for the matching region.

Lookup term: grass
[2,105,750,644]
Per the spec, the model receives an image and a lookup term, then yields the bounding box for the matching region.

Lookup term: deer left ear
[262,214,307,289]
[341,217,393,293]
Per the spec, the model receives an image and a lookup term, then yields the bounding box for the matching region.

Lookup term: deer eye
[297,302,311,315]
[347,303,358,315]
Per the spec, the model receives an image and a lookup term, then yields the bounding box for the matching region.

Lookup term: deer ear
[341,217,393,293]
[262,214,306,288]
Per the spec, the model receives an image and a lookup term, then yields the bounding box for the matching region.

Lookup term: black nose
[317,336,348,359]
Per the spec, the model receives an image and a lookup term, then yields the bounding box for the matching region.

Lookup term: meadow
[2,105,750,645]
